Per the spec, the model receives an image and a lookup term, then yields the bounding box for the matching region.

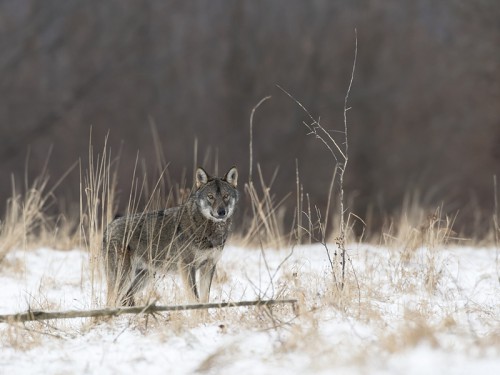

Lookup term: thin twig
[277,85,346,162]
[278,29,358,291]
[493,175,500,283]
[339,28,358,289]
[249,96,272,184]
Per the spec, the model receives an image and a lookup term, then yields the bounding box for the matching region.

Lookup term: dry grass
[239,166,290,249]
[0,176,48,263]
[0,171,80,267]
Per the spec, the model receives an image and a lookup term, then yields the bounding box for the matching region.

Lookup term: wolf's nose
[217,208,226,217]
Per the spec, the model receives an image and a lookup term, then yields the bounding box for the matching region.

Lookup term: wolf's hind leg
[122,267,151,306]
[103,244,133,307]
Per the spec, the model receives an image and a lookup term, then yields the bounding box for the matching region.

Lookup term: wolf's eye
[207,194,214,201]
[223,194,229,200]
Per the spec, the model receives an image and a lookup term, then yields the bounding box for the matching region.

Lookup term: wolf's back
[102,207,180,253]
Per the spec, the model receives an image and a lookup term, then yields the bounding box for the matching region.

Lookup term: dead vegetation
[0,65,499,372]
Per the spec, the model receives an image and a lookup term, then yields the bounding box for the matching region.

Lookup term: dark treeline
[1,1,499,237]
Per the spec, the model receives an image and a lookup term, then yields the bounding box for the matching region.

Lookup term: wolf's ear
[224,166,238,188]
[196,167,209,188]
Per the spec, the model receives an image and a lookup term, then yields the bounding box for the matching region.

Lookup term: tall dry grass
[0,176,48,263]
[381,196,459,251]
[0,163,80,266]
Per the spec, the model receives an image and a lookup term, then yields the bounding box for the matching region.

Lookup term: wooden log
[0,299,297,323]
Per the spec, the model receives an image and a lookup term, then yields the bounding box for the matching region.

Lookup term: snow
[0,244,499,374]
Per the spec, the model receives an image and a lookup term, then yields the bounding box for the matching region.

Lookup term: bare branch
[343,28,357,161]
[0,299,298,324]
[279,29,358,291]
[249,96,272,184]
[277,84,346,162]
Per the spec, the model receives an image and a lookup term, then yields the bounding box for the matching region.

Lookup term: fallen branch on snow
[0,299,297,323]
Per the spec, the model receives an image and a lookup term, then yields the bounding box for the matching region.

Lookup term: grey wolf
[101,166,239,306]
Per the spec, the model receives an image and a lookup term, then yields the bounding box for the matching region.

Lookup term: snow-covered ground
[0,244,499,374]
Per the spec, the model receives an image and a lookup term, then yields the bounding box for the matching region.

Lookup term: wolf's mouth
[211,213,227,221]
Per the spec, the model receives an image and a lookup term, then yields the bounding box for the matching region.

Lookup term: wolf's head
[194,166,239,222]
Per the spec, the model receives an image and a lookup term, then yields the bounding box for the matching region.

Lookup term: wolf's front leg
[198,261,216,303]
[179,261,199,301]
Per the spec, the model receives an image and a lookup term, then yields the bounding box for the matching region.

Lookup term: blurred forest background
[0,1,499,238]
